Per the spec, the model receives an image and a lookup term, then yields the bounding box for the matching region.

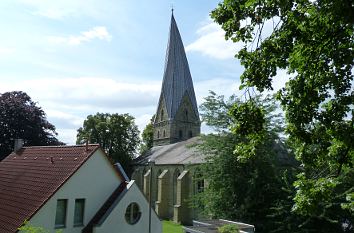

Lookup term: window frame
[55,199,68,229]
[73,198,85,227]
[125,202,141,225]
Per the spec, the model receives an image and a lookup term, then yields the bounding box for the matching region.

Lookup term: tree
[211,0,354,231]
[139,115,154,155]
[197,92,297,232]
[18,221,62,233]
[76,113,140,175]
[0,91,61,160]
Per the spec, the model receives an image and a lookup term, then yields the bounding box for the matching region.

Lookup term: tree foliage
[197,92,296,232]
[139,115,154,155]
[211,0,354,231]
[0,91,61,160]
[76,113,140,175]
[18,221,62,233]
[218,224,240,233]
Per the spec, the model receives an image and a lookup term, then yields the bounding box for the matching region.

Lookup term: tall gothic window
[163,130,166,137]
[157,131,160,139]
[161,109,164,121]
[189,131,193,138]
[185,109,188,120]
[179,130,183,139]
[156,169,162,205]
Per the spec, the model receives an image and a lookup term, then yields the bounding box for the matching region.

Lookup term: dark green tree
[197,92,297,232]
[0,91,61,160]
[76,113,140,175]
[211,0,354,231]
[139,115,154,155]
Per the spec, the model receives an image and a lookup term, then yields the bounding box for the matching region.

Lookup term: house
[132,12,206,225]
[0,143,161,233]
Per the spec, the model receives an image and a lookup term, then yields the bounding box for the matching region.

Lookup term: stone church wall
[153,94,200,146]
[132,164,205,224]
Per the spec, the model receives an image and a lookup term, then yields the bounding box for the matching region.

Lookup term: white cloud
[57,129,78,145]
[48,27,112,46]
[0,75,243,144]
[186,21,243,60]
[20,0,102,19]
[0,76,162,144]
[187,16,282,60]
[195,78,242,104]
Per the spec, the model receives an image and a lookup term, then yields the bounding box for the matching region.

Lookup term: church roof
[159,13,199,119]
[134,137,205,165]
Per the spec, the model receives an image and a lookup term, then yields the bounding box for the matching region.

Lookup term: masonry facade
[132,13,205,225]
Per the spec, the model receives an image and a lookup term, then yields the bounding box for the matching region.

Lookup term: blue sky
[0,0,249,144]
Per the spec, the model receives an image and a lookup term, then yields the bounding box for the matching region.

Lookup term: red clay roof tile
[0,144,100,233]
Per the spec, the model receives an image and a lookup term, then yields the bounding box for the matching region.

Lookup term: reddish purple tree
[0,91,62,160]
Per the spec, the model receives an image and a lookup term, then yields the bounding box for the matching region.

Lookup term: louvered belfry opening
[153,13,200,146]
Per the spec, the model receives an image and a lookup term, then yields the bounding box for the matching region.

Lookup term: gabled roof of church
[159,13,199,119]
[134,137,205,165]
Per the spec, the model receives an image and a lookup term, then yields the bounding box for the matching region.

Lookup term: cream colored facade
[23,149,161,233]
[94,181,161,233]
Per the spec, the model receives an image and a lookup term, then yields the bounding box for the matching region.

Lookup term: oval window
[125,202,141,225]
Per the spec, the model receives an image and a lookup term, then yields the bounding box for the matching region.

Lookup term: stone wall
[153,94,200,146]
[132,164,205,224]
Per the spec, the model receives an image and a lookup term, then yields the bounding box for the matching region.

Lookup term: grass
[162,220,183,233]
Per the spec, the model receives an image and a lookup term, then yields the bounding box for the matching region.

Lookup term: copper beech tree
[0,91,61,160]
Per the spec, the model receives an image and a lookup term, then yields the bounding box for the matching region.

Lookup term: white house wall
[94,181,162,233]
[24,149,123,233]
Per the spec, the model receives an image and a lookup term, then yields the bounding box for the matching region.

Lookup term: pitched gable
[0,145,100,233]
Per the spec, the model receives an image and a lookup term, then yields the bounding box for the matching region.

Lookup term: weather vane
[171,3,174,13]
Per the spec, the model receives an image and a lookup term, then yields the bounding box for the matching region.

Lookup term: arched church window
[173,169,181,205]
[185,109,188,120]
[156,169,162,206]
[194,169,204,194]
[161,109,164,121]
[163,130,166,137]
[157,131,160,139]
[179,130,183,139]
[189,131,192,138]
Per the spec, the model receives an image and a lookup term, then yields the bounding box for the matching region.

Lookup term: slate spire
[153,13,201,146]
[160,13,199,119]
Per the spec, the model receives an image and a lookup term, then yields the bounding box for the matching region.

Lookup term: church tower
[153,13,201,146]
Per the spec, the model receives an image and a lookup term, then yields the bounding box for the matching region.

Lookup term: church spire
[153,13,201,146]
[160,13,199,120]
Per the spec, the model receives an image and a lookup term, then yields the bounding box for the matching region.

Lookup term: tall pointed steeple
[153,13,201,146]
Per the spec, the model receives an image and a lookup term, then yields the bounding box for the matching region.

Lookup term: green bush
[218,224,239,233]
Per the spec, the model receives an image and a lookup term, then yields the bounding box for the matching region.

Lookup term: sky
[0,0,258,144]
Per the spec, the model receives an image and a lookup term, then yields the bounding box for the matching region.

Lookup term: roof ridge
[22,144,100,149]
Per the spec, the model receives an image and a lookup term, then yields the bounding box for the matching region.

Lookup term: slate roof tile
[158,13,199,120]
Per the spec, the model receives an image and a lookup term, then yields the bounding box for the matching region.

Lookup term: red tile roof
[0,144,100,233]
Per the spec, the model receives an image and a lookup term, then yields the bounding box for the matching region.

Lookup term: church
[132,12,206,225]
